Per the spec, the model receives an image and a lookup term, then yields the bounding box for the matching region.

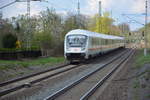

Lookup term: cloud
[57,10,68,16]
[83,0,133,15]
[148,16,150,20]
[15,2,26,9]
[15,2,44,16]
[83,0,149,16]
[83,0,113,15]
[131,0,145,13]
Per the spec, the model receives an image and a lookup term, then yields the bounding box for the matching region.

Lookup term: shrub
[2,34,17,48]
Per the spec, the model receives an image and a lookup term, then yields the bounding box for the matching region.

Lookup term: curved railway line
[0,48,133,100]
[44,49,134,100]
[0,48,120,97]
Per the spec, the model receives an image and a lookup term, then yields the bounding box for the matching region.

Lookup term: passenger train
[64,29,125,62]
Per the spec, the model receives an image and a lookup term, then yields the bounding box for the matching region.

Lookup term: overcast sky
[0,0,150,31]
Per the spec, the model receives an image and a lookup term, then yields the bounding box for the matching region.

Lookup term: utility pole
[99,1,102,16]
[0,10,2,29]
[27,0,30,27]
[26,0,42,49]
[109,10,112,34]
[98,1,102,33]
[144,0,148,56]
[77,0,80,16]
[77,0,81,28]
[27,0,31,49]
[110,10,112,19]
[0,10,2,19]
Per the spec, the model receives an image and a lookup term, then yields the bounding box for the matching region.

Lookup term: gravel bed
[55,54,125,100]
[0,61,68,82]
[0,49,126,100]
[87,49,150,100]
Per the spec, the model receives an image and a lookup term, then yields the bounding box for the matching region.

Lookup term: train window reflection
[67,35,87,47]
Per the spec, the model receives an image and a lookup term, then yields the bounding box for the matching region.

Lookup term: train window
[67,35,87,47]
[107,40,109,45]
[92,37,94,46]
[108,40,112,44]
[92,37,100,47]
[102,39,105,45]
[101,39,103,45]
[96,38,99,45]
[111,40,113,44]
[105,39,108,45]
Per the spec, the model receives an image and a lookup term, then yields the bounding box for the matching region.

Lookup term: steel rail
[0,64,83,97]
[80,50,134,100]
[0,48,124,87]
[0,48,126,97]
[0,48,123,97]
[44,49,129,100]
[0,63,69,87]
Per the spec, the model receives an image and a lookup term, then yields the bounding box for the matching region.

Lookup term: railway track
[0,48,128,99]
[80,50,134,100]
[44,49,134,100]
[0,48,121,98]
[0,63,84,97]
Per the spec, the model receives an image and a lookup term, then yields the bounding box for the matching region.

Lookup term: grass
[132,49,150,100]
[135,49,150,68]
[133,79,140,88]
[0,57,65,70]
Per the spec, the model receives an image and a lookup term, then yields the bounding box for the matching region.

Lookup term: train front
[64,33,88,61]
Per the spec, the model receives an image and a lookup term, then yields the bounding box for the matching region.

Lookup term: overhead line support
[144,0,148,56]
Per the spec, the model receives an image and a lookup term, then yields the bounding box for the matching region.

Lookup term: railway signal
[129,32,131,36]
[142,31,144,37]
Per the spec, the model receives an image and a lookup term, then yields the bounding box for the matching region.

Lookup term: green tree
[62,13,88,37]
[13,15,38,48]
[34,8,64,56]
[0,19,16,48]
[2,34,17,48]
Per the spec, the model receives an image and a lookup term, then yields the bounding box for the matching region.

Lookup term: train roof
[66,29,124,40]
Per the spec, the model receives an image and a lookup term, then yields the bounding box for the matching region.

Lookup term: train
[64,29,125,62]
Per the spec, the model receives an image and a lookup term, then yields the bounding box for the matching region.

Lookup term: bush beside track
[0,47,41,60]
[135,49,150,68]
[130,49,150,100]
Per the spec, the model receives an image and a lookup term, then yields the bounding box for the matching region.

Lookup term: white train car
[64,29,125,62]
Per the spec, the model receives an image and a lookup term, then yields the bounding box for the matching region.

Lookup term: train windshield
[67,35,87,47]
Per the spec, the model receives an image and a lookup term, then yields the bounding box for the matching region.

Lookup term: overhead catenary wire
[0,0,16,9]
[122,14,145,26]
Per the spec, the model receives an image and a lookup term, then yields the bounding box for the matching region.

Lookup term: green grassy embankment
[132,49,150,100]
[135,49,150,68]
[0,57,65,70]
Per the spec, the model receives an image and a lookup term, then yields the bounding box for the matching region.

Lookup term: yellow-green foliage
[88,12,121,36]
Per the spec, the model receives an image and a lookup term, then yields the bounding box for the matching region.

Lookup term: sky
[0,0,150,31]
